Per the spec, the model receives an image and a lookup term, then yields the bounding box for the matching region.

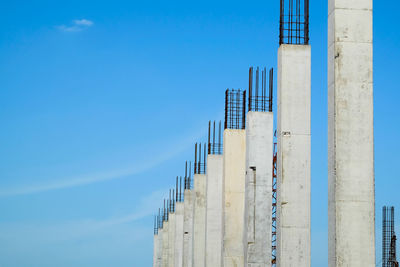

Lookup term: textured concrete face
[223,129,246,267]
[328,1,375,266]
[174,203,184,267]
[193,174,207,267]
[244,112,274,267]
[183,189,194,267]
[168,213,176,267]
[277,44,311,267]
[157,231,163,267]
[154,234,159,267]
[205,155,224,267]
[162,222,170,267]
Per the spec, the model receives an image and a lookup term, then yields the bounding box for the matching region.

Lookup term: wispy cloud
[0,122,210,197]
[57,19,94,32]
[0,189,165,240]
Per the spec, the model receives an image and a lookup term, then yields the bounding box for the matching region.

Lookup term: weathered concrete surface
[174,202,184,267]
[157,230,163,267]
[223,129,246,267]
[183,189,194,267]
[244,111,274,267]
[328,1,375,266]
[205,155,224,267]
[168,213,176,267]
[154,234,159,267]
[277,44,311,267]
[162,222,170,267]
[193,174,207,267]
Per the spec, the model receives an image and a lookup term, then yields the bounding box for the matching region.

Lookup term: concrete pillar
[162,222,170,267]
[168,213,176,267]
[174,202,184,267]
[157,229,163,267]
[193,174,207,267]
[328,0,375,266]
[277,44,311,267]
[154,233,159,267]
[205,155,224,267]
[244,111,274,267]
[223,129,246,267]
[183,189,194,267]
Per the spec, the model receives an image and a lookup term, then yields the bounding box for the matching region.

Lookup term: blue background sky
[0,0,399,266]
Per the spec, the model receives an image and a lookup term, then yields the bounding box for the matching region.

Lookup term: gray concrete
[244,111,274,267]
[162,222,170,267]
[205,155,224,267]
[174,202,184,267]
[154,234,159,267]
[223,129,246,267]
[168,213,176,267]
[328,0,375,266]
[183,189,194,267]
[277,44,311,267]
[157,230,163,267]
[193,174,207,267]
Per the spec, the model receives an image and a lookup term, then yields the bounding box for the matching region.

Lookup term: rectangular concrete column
[168,213,176,267]
[244,111,274,267]
[162,222,170,267]
[205,155,224,267]
[157,230,163,267]
[328,1,375,266]
[183,189,194,267]
[223,129,246,267]
[193,174,207,267]
[277,44,311,267]
[154,233,159,267]
[174,202,184,267]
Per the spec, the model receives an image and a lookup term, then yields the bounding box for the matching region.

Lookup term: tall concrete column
[157,229,163,267]
[154,233,159,267]
[174,202,184,267]
[162,221,170,267]
[193,174,207,267]
[277,44,311,267]
[168,213,176,267]
[328,0,375,266]
[183,189,194,267]
[244,111,274,267]
[205,155,224,267]
[223,129,246,267]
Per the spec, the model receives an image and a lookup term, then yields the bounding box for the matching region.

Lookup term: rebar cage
[208,121,223,155]
[194,143,206,175]
[279,0,309,45]
[248,67,273,112]
[224,89,246,130]
[383,206,398,267]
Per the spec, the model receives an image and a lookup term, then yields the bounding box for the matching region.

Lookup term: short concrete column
[183,189,195,267]
[277,44,311,267]
[193,174,207,267]
[244,111,274,267]
[328,0,375,266]
[168,213,176,267]
[174,202,184,267]
[223,129,246,267]
[162,222,170,267]
[205,155,224,267]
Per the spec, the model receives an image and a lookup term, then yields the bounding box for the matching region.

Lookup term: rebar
[279,0,309,45]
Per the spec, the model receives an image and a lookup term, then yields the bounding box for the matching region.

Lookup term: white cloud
[0,119,210,197]
[57,19,94,32]
[73,19,93,26]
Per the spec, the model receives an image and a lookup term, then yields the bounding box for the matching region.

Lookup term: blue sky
[0,0,399,266]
